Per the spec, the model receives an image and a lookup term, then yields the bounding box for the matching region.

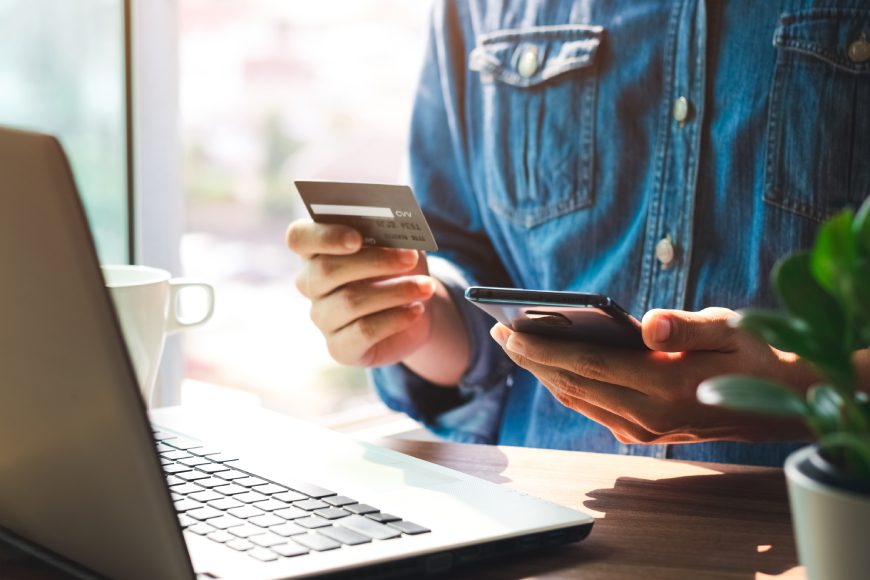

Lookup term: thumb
[642,307,740,352]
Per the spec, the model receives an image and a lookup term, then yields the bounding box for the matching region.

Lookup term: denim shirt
[371,0,870,466]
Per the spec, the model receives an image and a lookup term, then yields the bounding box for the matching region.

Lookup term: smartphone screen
[465,286,647,349]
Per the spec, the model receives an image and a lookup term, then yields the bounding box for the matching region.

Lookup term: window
[178,1,431,419]
[0,0,130,264]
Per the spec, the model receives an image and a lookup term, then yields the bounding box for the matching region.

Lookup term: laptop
[0,126,593,579]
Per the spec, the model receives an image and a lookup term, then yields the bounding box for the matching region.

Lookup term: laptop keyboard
[153,430,430,563]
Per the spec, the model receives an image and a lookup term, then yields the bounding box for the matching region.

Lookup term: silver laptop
[0,126,593,580]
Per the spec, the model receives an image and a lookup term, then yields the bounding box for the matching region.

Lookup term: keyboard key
[207,530,235,543]
[160,457,173,465]
[341,515,401,540]
[163,463,192,474]
[236,491,269,504]
[323,495,357,507]
[295,516,331,530]
[171,483,204,495]
[273,491,306,503]
[345,503,378,515]
[189,490,224,503]
[388,521,431,535]
[179,457,210,467]
[252,483,287,495]
[177,471,210,482]
[292,533,340,552]
[174,499,203,512]
[249,533,285,548]
[247,547,278,562]
[236,476,269,488]
[226,539,254,552]
[161,450,192,461]
[195,478,229,489]
[166,438,202,451]
[271,543,308,557]
[251,499,290,512]
[229,524,266,539]
[314,508,350,520]
[367,512,400,524]
[171,492,183,501]
[152,431,177,441]
[208,515,245,530]
[270,522,306,537]
[218,470,247,480]
[189,446,222,456]
[165,475,185,487]
[287,481,335,499]
[249,514,285,528]
[188,507,224,521]
[214,484,247,496]
[275,507,309,521]
[178,514,197,528]
[294,499,328,511]
[319,526,371,546]
[228,506,265,520]
[187,522,215,536]
[209,498,244,511]
[197,463,230,474]
[208,453,238,463]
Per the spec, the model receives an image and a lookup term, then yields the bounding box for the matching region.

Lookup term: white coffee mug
[102,265,215,406]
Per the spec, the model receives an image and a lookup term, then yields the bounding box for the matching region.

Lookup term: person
[287,0,870,466]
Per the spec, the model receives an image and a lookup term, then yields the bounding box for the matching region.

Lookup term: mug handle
[167,279,215,334]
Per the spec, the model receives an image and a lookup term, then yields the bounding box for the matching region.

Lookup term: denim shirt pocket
[469,24,604,228]
[764,9,870,223]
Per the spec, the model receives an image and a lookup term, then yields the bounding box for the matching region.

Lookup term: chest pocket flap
[470,24,604,87]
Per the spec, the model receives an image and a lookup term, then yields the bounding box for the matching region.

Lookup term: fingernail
[505,335,526,355]
[398,250,418,265]
[490,325,508,346]
[654,317,672,343]
[408,302,425,316]
[343,231,360,250]
[417,278,436,294]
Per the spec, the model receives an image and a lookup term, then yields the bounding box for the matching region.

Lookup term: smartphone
[465,286,647,349]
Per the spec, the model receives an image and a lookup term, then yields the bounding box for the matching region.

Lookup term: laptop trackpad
[347,446,461,493]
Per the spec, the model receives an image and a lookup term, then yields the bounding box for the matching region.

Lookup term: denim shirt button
[517,47,539,78]
[655,235,675,267]
[673,96,690,124]
[848,35,870,64]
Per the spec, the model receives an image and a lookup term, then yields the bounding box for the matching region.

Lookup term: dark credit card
[294,181,438,251]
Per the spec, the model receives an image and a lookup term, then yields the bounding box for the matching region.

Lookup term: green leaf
[845,396,870,434]
[854,196,870,258]
[806,385,842,435]
[772,252,845,346]
[812,357,857,396]
[737,309,824,359]
[811,209,856,300]
[697,375,808,418]
[854,258,870,331]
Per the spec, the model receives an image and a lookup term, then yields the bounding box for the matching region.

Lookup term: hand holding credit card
[295,181,438,251]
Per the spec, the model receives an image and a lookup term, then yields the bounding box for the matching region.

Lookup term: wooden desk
[1,440,803,579]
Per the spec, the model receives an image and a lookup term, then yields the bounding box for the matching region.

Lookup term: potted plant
[697,196,870,580]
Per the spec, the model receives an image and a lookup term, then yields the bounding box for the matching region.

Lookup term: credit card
[294,181,438,251]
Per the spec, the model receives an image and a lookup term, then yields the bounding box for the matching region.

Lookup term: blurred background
[0,0,431,429]
[178,0,430,420]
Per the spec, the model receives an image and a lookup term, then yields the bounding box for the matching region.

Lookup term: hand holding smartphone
[465,286,647,350]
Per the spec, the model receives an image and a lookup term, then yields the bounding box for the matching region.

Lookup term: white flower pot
[785,445,870,580]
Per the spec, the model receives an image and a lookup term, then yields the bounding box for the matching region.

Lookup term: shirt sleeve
[368,1,515,444]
